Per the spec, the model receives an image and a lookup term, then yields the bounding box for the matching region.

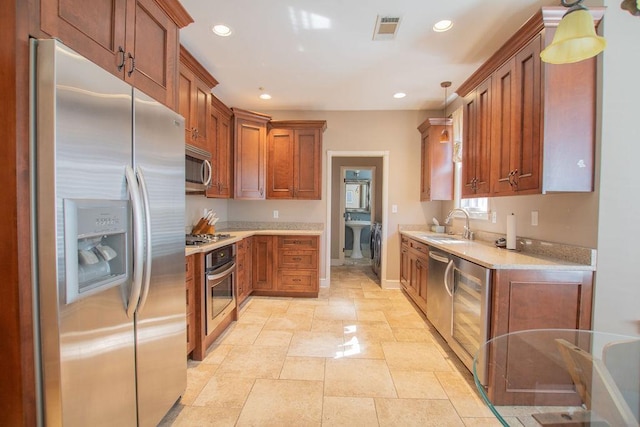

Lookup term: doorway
[339,166,375,265]
[325,151,389,287]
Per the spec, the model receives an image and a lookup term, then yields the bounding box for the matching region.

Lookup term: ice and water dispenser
[64,199,130,303]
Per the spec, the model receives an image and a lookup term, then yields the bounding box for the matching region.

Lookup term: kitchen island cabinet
[457,7,604,197]
[266,121,326,200]
[179,46,218,151]
[488,269,593,406]
[40,0,192,108]
[233,108,271,199]
[417,118,453,201]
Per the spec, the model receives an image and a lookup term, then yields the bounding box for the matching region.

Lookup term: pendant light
[540,0,606,64]
[439,81,451,143]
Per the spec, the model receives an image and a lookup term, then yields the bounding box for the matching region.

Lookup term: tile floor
[160,265,517,426]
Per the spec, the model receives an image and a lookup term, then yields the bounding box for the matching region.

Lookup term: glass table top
[472,329,640,426]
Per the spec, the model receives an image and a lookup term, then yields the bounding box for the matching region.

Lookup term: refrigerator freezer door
[132,89,186,427]
[35,39,137,426]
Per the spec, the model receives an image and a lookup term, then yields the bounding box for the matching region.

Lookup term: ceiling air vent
[372,15,401,41]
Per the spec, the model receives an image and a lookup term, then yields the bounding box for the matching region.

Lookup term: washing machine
[370,222,382,278]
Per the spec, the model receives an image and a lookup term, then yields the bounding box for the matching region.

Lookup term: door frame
[325,150,389,287]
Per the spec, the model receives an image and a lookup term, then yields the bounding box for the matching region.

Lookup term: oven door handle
[207,262,236,281]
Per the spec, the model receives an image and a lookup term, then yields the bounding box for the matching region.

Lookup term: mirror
[345,180,370,213]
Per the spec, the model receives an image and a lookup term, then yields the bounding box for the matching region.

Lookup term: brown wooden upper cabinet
[207,95,233,198]
[267,121,326,200]
[179,46,219,151]
[456,7,604,197]
[417,118,453,201]
[40,0,192,109]
[233,108,271,199]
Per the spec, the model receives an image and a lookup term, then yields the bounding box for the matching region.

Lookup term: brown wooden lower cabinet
[252,235,319,297]
[400,236,428,313]
[487,269,594,406]
[236,237,253,306]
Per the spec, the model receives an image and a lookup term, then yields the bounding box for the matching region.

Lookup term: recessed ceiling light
[393,92,406,99]
[433,20,453,33]
[259,93,272,100]
[212,24,232,37]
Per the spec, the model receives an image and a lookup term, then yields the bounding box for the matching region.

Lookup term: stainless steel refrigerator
[33,39,186,426]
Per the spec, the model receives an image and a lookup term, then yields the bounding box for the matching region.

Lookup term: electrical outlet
[273,210,279,219]
[531,210,538,226]
[392,204,398,213]
[491,211,497,223]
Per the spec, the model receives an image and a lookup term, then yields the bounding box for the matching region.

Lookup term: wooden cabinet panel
[400,236,428,313]
[267,129,295,199]
[179,46,217,151]
[252,236,274,290]
[462,77,491,197]
[278,250,318,269]
[400,239,410,287]
[277,270,317,292]
[267,121,325,200]
[417,118,453,201]
[41,0,191,108]
[279,236,318,249]
[488,269,594,406]
[207,95,233,198]
[233,108,271,199]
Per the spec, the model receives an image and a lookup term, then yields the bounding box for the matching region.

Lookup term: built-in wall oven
[205,244,236,334]
[427,249,491,385]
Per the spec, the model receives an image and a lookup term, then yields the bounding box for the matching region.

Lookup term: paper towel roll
[506,213,516,250]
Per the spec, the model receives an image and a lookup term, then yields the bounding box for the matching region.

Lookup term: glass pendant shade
[540,8,606,64]
[439,129,450,143]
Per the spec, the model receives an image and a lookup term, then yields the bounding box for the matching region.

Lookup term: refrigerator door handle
[125,165,144,318]
[136,166,153,313]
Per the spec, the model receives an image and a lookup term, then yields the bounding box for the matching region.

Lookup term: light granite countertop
[185,229,323,256]
[400,230,596,271]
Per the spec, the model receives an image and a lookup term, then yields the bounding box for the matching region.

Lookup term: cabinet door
[491,58,517,195]
[252,236,274,290]
[235,117,267,199]
[267,129,294,199]
[511,36,541,193]
[40,0,128,78]
[419,130,431,201]
[192,77,210,147]
[294,128,321,200]
[489,269,594,406]
[124,0,178,108]
[400,241,410,286]
[462,77,491,197]
[415,257,428,306]
[216,113,233,198]
[178,66,195,143]
[244,237,253,294]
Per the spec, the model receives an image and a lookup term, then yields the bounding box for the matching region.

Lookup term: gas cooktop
[185,233,234,246]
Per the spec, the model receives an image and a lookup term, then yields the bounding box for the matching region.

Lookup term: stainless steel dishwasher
[427,247,491,385]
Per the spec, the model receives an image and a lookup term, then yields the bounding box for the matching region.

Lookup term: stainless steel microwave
[185,144,212,193]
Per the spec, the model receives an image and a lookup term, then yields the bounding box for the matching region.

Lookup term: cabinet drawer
[277,270,318,292]
[401,235,409,246]
[410,239,429,255]
[279,236,318,249]
[186,255,194,280]
[279,250,318,269]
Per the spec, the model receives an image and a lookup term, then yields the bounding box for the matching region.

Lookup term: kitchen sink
[420,234,466,244]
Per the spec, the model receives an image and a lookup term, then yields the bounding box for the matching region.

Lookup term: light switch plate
[273,210,279,219]
[392,204,398,213]
[491,211,497,223]
[531,210,538,226]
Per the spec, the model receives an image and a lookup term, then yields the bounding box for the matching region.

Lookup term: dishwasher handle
[444,259,455,297]
[428,251,450,264]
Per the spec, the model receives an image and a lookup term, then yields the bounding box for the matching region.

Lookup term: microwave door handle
[201,159,212,187]
[135,166,152,313]
[207,262,236,281]
[444,259,455,297]
[125,166,144,318]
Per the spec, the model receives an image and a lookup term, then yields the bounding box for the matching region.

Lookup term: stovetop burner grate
[186,233,233,246]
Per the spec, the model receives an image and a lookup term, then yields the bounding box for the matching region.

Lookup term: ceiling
[179,0,563,111]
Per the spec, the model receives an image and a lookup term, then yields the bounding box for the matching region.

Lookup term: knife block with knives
[191,210,219,235]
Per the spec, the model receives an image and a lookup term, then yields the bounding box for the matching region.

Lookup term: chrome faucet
[445,208,474,240]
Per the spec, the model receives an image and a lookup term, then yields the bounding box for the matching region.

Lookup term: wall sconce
[621,0,640,16]
[540,0,606,64]
[439,81,451,143]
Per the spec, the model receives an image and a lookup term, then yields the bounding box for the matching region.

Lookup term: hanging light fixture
[540,0,606,64]
[439,81,451,143]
